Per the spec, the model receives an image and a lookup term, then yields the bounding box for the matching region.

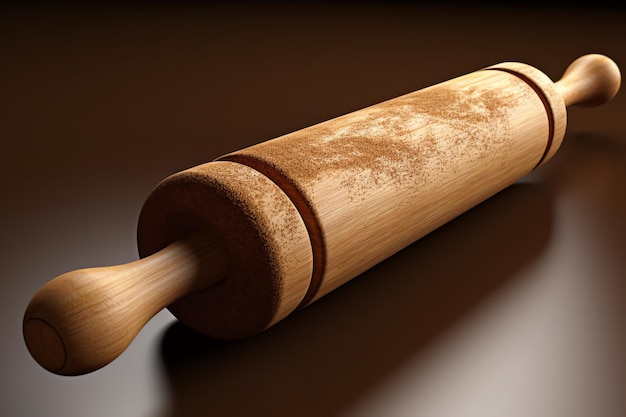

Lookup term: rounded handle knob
[555,54,621,107]
[23,233,227,375]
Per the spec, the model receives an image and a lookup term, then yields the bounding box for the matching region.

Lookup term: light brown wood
[137,161,313,340]
[23,54,620,376]
[555,54,621,107]
[23,233,228,375]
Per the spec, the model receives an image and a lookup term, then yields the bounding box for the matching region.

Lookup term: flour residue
[229,80,520,203]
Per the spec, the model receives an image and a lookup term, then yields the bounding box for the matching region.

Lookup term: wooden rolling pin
[23,54,620,376]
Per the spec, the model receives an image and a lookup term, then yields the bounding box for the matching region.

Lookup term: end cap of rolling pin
[555,54,621,107]
[23,234,229,376]
[23,318,67,372]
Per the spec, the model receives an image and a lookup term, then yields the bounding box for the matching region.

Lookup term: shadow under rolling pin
[23,54,621,376]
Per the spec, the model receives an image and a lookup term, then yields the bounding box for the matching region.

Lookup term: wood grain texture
[223,66,559,305]
[23,233,227,375]
[22,54,621,376]
[555,54,621,107]
[137,161,313,340]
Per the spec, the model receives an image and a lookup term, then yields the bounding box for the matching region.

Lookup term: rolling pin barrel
[23,54,621,376]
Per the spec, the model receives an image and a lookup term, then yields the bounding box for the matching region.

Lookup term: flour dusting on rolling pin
[23,54,621,376]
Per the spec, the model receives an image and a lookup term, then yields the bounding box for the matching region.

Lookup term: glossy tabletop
[1,3,625,417]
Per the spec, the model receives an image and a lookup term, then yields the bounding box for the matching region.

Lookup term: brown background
[1,2,625,417]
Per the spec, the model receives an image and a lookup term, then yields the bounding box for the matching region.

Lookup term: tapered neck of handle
[23,233,227,376]
[555,54,621,107]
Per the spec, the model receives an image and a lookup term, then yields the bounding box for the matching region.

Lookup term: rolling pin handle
[23,233,227,375]
[555,54,621,107]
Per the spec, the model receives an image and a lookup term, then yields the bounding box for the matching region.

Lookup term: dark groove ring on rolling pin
[219,65,564,308]
[137,161,313,339]
[223,155,326,309]
[484,63,567,170]
[486,68,555,168]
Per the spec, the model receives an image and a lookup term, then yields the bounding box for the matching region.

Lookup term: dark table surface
[2,3,625,417]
